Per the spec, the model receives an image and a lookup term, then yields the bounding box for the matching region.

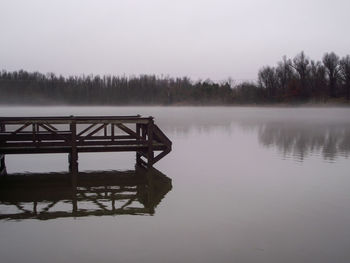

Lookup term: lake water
[1,106,350,263]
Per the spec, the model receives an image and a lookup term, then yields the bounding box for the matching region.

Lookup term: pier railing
[0,115,172,174]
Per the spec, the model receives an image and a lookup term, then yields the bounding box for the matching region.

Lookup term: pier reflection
[0,167,172,220]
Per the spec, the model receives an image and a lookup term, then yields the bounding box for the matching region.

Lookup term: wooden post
[0,154,6,176]
[70,120,78,185]
[136,123,141,166]
[0,123,6,175]
[111,192,116,211]
[32,123,36,143]
[36,123,41,143]
[147,118,154,168]
[72,184,78,215]
[111,124,115,141]
[33,201,37,215]
[146,169,155,215]
[142,124,147,139]
[104,125,107,137]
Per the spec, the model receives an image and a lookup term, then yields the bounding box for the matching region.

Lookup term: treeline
[0,72,232,105]
[251,51,350,103]
[0,51,349,105]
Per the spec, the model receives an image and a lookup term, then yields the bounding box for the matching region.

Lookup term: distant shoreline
[1,101,349,108]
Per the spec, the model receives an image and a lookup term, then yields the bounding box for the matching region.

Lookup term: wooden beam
[43,122,58,131]
[152,149,171,164]
[147,120,154,168]
[153,124,172,146]
[0,133,131,142]
[38,123,70,141]
[77,123,98,136]
[70,121,78,184]
[116,123,141,139]
[0,154,6,176]
[136,124,141,165]
[79,123,107,142]
[10,123,31,135]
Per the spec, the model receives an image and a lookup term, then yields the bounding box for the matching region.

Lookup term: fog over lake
[0,106,349,263]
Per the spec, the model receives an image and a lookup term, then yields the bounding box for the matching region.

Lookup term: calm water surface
[0,106,350,263]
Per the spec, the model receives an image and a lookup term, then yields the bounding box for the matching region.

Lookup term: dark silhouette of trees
[309,60,327,100]
[0,72,232,105]
[290,51,310,99]
[1,51,349,105]
[233,82,264,104]
[258,66,278,101]
[340,55,350,100]
[276,56,294,100]
[323,52,340,98]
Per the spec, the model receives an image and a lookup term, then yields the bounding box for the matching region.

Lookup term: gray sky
[1,0,349,81]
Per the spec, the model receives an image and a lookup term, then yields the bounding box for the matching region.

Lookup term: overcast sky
[1,0,349,81]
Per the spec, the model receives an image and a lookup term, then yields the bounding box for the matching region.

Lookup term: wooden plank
[1,139,148,148]
[77,144,165,153]
[0,116,150,125]
[0,115,141,121]
[0,147,71,154]
[1,142,71,147]
[0,144,167,154]
[0,133,131,142]
[1,119,150,125]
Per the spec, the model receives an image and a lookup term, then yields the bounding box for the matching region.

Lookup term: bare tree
[323,52,340,98]
[276,56,294,98]
[309,60,326,99]
[290,51,310,97]
[258,66,278,100]
[339,55,350,100]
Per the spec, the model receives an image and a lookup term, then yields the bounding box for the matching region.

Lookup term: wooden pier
[0,115,172,175]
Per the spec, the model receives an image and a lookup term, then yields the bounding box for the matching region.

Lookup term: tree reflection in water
[146,107,350,161]
[257,122,350,161]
